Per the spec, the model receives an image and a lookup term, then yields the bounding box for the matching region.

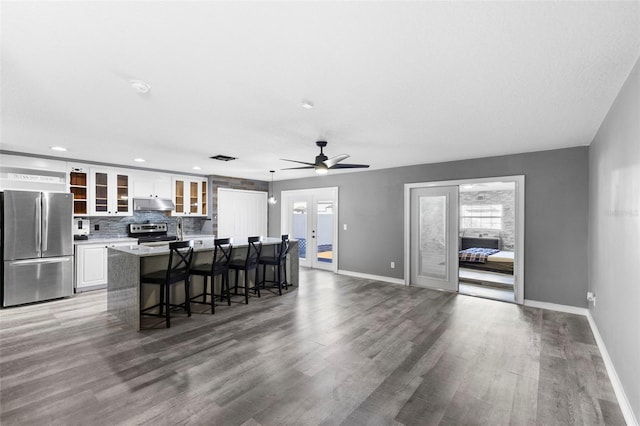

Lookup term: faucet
[176,217,184,241]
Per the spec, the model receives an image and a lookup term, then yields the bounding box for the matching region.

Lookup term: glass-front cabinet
[89,168,132,216]
[69,167,88,216]
[172,176,207,216]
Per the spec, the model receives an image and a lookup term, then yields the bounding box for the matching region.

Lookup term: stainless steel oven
[128,223,178,246]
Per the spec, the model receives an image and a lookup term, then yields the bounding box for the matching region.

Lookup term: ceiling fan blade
[280,158,316,166]
[281,166,315,170]
[329,163,370,169]
[324,154,350,168]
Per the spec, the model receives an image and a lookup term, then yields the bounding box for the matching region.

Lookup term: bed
[459,237,514,275]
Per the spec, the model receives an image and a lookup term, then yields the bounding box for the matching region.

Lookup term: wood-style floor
[0,268,625,425]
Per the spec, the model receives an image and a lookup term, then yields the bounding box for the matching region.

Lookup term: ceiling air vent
[210,155,237,162]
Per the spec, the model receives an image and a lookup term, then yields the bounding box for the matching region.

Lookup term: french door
[281,188,338,271]
[409,186,459,291]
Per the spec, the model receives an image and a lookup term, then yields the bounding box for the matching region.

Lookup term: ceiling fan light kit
[281,140,369,175]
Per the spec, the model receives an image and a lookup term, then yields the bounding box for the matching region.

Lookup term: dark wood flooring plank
[0,268,626,426]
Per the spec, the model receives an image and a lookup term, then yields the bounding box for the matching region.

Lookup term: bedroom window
[460,204,503,230]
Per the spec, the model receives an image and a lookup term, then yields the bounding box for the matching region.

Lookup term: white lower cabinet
[75,241,132,292]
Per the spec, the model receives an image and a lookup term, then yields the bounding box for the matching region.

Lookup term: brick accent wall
[459,189,515,250]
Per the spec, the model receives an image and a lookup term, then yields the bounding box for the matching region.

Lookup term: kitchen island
[107,237,298,331]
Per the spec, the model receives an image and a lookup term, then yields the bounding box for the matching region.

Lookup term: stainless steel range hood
[133,197,176,211]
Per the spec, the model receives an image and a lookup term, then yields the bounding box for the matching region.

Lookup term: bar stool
[140,240,194,328]
[258,234,290,295]
[189,238,233,314]
[228,236,262,304]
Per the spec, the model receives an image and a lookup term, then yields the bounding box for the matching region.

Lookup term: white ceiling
[2,1,639,181]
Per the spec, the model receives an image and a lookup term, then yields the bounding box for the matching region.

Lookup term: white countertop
[74,234,215,246]
[74,237,138,245]
[110,237,286,257]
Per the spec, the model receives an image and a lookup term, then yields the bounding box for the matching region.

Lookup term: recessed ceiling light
[50,146,67,151]
[130,80,151,94]
[134,158,146,163]
[301,100,314,109]
[192,166,201,170]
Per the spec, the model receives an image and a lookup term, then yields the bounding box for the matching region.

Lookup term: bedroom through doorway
[458,181,516,303]
[404,175,524,304]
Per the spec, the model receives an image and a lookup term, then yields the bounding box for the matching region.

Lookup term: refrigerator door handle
[35,195,43,257]
[9,257,72,266]
[42,194,49,253]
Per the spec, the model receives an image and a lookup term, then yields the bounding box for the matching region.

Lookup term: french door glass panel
[316,201,334,266]
[410,186,459,291]
[282,188,337,271]
[292,201,308,263]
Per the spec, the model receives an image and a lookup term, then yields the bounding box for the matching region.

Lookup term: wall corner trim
[524,299,638,425]
[586,311,639,426]
[337,270,405,285]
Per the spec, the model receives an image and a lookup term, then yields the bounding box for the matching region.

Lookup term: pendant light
[268,170,277,205]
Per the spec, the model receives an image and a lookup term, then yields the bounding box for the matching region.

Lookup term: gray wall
[270,146,589,307]
[589,56,640,421]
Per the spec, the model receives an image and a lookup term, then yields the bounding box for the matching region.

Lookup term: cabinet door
[115,173,130,214]
[189,181,200,214]
[133,176,154,198]
[153,175,172,199]
[92,170,110,215]
[174,178,186,214]
[69,168,88,216]
[76,245,107,289]
[89,169,132,216]
[201,180,208,216]
[133,173,171,199]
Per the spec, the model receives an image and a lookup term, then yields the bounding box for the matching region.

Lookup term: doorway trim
[280,187,339,273]
[404,175,525,304]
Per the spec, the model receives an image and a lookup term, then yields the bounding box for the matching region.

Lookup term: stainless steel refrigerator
[1,190,74,307]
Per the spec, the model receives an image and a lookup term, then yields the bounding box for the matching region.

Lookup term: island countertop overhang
[111,237,292,257]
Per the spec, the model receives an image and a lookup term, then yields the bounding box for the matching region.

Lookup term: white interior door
[217,188,267,239]
[281,188,338,272]
[410,186,459,291]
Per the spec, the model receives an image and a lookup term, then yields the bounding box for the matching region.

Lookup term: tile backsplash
[85,212,208,238]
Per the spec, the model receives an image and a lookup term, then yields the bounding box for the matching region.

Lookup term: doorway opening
[458,181,516,303]
[281,187,338,272]
[404,176,524,304]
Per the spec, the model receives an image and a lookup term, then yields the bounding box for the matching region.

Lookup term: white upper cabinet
[132,172,172,199]
[172,176,208,216]
[89,168,132,216]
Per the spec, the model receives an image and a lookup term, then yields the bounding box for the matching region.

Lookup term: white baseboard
[523,299,589,316]
[523,299,637,425]
[586,311,638,426]
[337,269,405,285]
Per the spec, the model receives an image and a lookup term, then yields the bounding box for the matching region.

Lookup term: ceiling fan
[281,141,370,175]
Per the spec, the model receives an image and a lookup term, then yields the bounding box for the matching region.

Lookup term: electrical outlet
[390,261,395,269]
[587,291,596,307]
[94,224,99,231]
[343,224,347,230]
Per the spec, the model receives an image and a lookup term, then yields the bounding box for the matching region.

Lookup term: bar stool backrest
[245,236,262,269]
[211,238,233,273]
[279,234,290,262]
[167,240,194,283]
